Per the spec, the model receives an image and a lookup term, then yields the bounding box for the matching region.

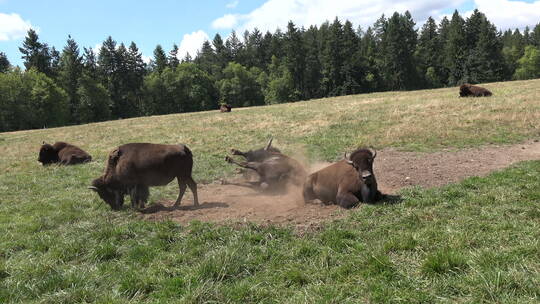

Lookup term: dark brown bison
[38,141,92,165]
[223,138,306,191]
[459,83,492,97]
[220,104,232,112]
[303,148,382,208]
[89,143,198,210]
[230,137,281,162]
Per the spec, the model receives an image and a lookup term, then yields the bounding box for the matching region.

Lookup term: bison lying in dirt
[303,148,382,208]
[89,143,198,210]
[38,141,92,165]
[223,138,306,191]
[459,83,492,97]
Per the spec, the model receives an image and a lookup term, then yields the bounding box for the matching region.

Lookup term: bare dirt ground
[141,140,540,227]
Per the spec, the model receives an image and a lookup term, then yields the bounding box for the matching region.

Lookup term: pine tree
[168,44,180,68]
[225,31,243,63]
[0,52,10,73]
[303,25,322,99]
[531,23,540,47]
[152,44,168,73]
[380,12,418,90]
[340,20,364,95]
[195,40,215,74]
[19,29,52,76]
[417,17,442,87]
[321,18,345,95]
[58,35,83,122]
[283,21,306,100]
[463,10,504,83]
[444,10,466,85]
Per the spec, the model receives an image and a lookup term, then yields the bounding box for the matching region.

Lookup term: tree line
[1,9,539,132]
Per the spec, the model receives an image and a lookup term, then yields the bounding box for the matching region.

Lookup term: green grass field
[0,80,539,303]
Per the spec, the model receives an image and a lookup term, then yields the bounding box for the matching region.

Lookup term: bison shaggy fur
[459,83,492,97]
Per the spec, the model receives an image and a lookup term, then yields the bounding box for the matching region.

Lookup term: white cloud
[226,0,239,9]
[474,0,540,30]
[177,30,210,58]
[0,13,33,41]
[141,54,152,64]
[211,0,539,33]
[212,14,240,29]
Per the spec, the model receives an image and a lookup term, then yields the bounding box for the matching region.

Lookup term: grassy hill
[0,79,539,303]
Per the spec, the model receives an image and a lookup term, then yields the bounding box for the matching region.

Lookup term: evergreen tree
[195,40,215,74]
[283,21,306,100]
[303,25,323,99]
[152,44,168,73]
[168,44,180,68]
[321,18,345,95]
[444,10,467,85]
[0,52,10,73]
[76,73,112,123]
[225,31,244,63]
[463,10,504,83]
[380,12,418,90]
[416,17,442,87]
[339,20,365,95]
[531,23,540,47]
[19,29,52,76]
[58,35,83,122]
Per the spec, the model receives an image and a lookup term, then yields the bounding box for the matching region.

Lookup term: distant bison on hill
[303,148,382,208]
[38,141,92,165]
[220,104,232,112]
[89,143,198,210]
[459,83,492,97]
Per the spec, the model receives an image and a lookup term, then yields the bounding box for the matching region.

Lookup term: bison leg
[336,190,360,209]
[360,184,373,204]
[302,177,317,204]
[230,149,246,158]
[174,177,198,207]
[225,156,260,171]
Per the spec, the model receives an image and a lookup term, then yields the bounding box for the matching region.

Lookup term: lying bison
[459,83,492,97]
[230,137,281,162]
[89,143,198,210]
[303,148,382,208]
[38,141,92,165]
[223,138,306,191]
[220,104,232,112]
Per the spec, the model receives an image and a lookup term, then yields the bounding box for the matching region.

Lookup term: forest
[0,9,539,132]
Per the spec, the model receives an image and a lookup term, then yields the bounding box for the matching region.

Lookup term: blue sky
[1,0,539,67]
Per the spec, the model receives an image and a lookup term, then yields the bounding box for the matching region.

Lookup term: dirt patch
[141,140,540,226]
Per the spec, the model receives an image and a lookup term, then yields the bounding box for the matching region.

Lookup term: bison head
[38,142,59,165]
[89,177,124,210]
[344,148,377,184]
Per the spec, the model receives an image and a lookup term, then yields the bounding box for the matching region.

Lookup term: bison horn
[344,152,353,164]
[88,186,98,192]
[370,147,377,159]
[264,137,273,151]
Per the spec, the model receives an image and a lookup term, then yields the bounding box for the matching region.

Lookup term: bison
[223,138,306,191]
[220,104,232,112]
[303,148,382,208]
[38,141,92,165]
[459,83,492,97]
[230,137,281,162]
[89,143,198,210]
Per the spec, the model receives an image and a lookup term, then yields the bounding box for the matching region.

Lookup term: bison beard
[303,148,382,208]
[459,83,492,97]
[89,143,198,210]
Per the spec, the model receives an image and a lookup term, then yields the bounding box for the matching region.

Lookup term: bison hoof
[225,156,233,163]
[230,149,240,155]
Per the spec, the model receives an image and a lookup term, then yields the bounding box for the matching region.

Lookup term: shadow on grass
[139,201,229,214]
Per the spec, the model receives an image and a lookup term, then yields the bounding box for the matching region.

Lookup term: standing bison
[38,141,92,165]
[459,83,492,97]
[223,138,306,191]
[89,143,198,210]
[303,148,382,208]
